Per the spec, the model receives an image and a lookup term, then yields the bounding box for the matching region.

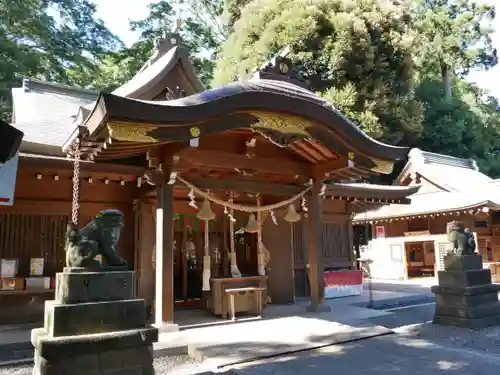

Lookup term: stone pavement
[228,333,500,375]
[159,316,392,366]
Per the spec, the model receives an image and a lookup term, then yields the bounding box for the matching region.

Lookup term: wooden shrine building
[353,148,500,282]
[0,35,418,326]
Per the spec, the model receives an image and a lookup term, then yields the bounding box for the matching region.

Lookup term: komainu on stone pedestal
[32,210,158,375]
[432,221,500,329]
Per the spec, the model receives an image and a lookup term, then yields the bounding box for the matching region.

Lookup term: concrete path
[229,333,500,375]
[158,316,392,366]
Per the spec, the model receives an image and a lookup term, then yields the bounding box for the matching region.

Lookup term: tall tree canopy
[91,0,226,91]
[0,0,121,120]
[213,0,424,145]
[410,0,497,98]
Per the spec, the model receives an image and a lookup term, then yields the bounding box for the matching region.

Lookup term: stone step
[44,299,146,337]
[437,269,491,288]
[56,270,134,304]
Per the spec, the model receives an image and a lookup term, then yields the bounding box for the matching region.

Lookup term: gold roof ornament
[196,199,216,221]
[245,214,260,233]
[284,204,301,223]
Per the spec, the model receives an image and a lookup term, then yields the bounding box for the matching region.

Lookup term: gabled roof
[353,149,498,222]
[11,77,97,149]
[11,34,203,152]
[394,148,492,192]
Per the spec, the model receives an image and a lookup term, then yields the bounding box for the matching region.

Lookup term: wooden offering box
[210,276,267,318]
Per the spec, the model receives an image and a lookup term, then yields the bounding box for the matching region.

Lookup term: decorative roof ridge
[20,76,98,100]
[408,148,479,171]
[249,47,310,90]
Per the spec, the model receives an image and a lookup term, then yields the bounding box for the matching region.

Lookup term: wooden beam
[19,155,146,176]
[177,148,311,177]
[175,176,305,196]
[312,157,353,179]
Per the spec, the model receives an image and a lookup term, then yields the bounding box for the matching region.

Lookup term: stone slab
[435,302,500,319]
[434,291,499,307]
[44,299,146,337]
[433,314,500,330]
[431,283,499,296]
[437,269,491,287]
[443,254,483,271]
[31,327,158,359]
[55,271,134,304]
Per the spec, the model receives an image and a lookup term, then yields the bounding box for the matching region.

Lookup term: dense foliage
[1,0,499,176]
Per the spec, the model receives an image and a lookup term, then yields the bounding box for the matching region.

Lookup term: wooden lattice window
[0,214,69,277]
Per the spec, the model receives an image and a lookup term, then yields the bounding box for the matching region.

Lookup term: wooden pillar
[154,167,178,331]
[307,180,330,312]
[137,203,155,312]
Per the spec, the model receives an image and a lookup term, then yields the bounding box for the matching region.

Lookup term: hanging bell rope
[202,219,211,291]
[177,175,311,212]
[256,196,265,276]
[229,194,242,278]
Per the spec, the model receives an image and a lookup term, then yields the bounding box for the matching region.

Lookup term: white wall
[365,234,450,280]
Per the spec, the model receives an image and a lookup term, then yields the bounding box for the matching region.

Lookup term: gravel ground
[0,355,206,375]
[395,322,500,355]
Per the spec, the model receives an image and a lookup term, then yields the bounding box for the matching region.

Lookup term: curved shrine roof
[76,78,408,174]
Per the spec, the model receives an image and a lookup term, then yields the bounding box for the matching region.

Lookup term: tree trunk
[441,62,452,100]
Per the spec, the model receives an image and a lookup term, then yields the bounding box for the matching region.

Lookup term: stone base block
[56,271,134,304]
[306,301,331,313]
[433,314,500,330]
[31,328,158,366]
[443,254,483,271]
[152,322,179,333]
[44,299,146,337]
[431,283,500,296]
[437,269,491,288]
[435,302,500,319]
[435,291,499,307]
[34,344,154,375]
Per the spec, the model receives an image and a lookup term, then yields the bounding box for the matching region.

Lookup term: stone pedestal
[32,268,158,375]
[432,254,500,330]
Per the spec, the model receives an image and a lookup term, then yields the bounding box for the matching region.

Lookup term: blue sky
[95,0,500,99]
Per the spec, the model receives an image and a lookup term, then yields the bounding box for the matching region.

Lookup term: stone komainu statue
[65,209,127,271]
[446,220,476,256]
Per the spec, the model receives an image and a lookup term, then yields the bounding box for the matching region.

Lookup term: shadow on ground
[223,333,500,375]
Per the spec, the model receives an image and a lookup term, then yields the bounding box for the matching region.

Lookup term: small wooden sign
[375,225,385,239]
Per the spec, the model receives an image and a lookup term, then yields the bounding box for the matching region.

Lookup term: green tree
[214,0,424,145]
[415,75,500,177]
[223,0,252,28]
[91,0,227,91]
[0,0,121,121]
[411,0,497,99]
